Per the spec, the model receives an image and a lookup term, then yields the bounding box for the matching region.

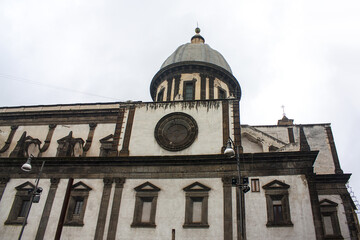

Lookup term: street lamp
[18,155,45,240]
[224,137,250,240]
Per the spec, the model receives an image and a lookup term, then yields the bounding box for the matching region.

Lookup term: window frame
[251,179,260,192]
[183,182,211,228]
[319,199,343,239]
[64,181,92,227]
[263,180,293,227]
[217,87,227,99]
[183,80,196,101]
[5,181,35,225]
[131,182,160,228]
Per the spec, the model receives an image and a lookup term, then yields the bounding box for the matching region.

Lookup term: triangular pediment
[134,182,160,192]
[262,180,290,190]
[100,134,114,143]
[183,182,211,192]
[319,199,338,207]
[15,181,35,191]
[72,181,92,191]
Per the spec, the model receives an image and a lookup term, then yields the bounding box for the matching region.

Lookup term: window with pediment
[183,182,211,228]
[131,182,160,228]
[64,181,92,226]
[319,199,343,239]
[5,181,35,225]
[263,180,293,227]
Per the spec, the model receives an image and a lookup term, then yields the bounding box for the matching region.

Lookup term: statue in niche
[56,131,84,157]
[9,132,41,157]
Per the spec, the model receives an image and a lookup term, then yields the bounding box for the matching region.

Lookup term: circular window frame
[154,112,198,151]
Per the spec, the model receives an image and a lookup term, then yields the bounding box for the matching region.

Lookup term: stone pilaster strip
[35,178,60,240]
[174,75,181,99]
[222,101,230,151]
[208,76,214,99]
[0,177,10,202]
[340,193,359,239]
[111,108,125,156]
[222,177,233,240]
[200,74,206,100]
[94,178,113,240]
[119,106,135,156]
[306,174,324,240]
[232,101,242,152]
[167,78,173,101]
[107,178,126,240]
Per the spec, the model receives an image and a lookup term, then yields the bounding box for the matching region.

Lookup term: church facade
[0,28,358,240]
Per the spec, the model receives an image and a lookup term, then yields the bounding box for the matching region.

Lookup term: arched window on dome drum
[157,88,164,102]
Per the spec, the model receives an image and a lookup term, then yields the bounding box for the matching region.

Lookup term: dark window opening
[218,88,227,99]
[273,201,284,224]
[18,200,30,218]
[184,82,195,100]
[73,198,84,215]
[157,89,164,102]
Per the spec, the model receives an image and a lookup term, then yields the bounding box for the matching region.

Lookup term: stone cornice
[0,151,318,178]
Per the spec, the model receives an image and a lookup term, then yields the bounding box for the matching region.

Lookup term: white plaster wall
[256,126,293,144]
[116,178,223,240]
[319,195,350,239]
[242,135,263,153]
[129,102,223,156]
[245,175,316,240]
[0,178,51,240]
[254,125,336,174]
[56,179,103,240]
[303,125,335,174]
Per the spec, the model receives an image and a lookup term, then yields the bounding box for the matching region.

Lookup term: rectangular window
[263,180,293,227]
[323,215,334,235]
[141,199,152,223]
[319,199,343,238]
[192,198,203,223]
[64,181,92,226]
[183,182,210,228]
[251,179,260,192]
[73,198,84,215]
[184,82,194,100]
[131,182,160,228]
[273,200,284,223]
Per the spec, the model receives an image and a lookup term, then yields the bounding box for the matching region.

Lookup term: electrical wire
[0,73,121,101]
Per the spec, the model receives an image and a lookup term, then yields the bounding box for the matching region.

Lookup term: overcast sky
[1,1,359,212]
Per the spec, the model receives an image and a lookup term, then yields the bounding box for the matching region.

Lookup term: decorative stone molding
[155,112,198,151]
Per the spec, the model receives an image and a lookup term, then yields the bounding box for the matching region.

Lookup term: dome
[160,36,232,74]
